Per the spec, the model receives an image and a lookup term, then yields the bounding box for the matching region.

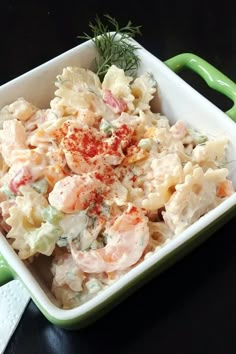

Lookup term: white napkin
[0,280,30,354]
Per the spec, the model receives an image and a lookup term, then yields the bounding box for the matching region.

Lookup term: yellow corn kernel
[144,127,157,138]
[44,164,65,186]
[122,148,148,166]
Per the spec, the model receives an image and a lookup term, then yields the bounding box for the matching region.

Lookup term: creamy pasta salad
[0,65,234,308]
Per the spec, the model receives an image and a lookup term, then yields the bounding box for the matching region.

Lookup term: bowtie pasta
[0,65,234,309]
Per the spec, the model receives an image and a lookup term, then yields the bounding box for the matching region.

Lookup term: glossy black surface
[1,1,236,353]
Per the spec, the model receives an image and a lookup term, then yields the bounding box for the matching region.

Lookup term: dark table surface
[1,1,236,353]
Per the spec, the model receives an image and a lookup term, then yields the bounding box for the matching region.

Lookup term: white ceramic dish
[0,37,236,329]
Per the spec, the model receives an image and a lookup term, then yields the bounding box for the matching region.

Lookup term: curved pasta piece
[163,166,229,234]
[192,136,228,164]
[54,66,114,121]
[131,72,157,112]
[102,65,134,112]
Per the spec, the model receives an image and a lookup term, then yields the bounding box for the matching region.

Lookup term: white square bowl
[0,37,236,329]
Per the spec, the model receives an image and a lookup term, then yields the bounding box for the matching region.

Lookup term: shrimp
[48,174,106,213]
[70,205,149,273]
[62,122,133,174]
[62,123,106,174]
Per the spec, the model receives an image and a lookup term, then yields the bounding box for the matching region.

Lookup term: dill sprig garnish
[79,14,142,80]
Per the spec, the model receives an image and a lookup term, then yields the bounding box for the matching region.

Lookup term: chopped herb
[32,179,48,194]
[188,128,208,145]
[99,119,115,134]
[57,236,68,248]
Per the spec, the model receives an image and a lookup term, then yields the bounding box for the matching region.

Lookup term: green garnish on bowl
[79,14,142,80]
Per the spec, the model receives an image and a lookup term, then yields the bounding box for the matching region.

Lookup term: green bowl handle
[165,53,236,121]
[0,253,13,285]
